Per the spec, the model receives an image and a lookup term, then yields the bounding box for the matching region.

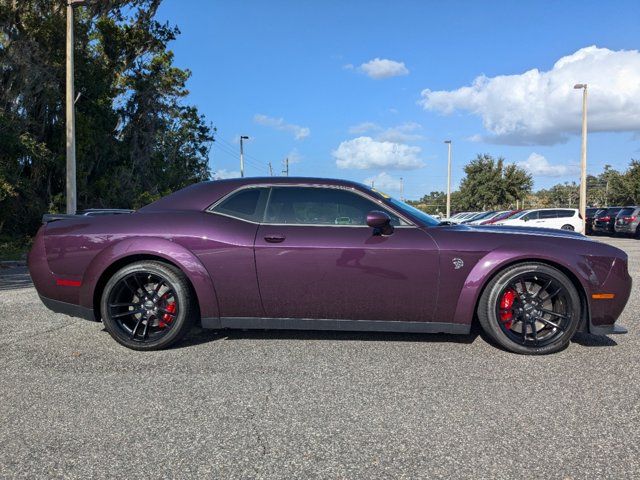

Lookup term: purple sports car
[28,178,631,354]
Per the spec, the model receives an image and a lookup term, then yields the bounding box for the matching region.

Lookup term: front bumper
[590,324,628,335]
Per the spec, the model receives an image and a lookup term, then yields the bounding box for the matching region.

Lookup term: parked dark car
[593,207,623,235]
[585,207,602,235]
[28,177,630,355]
[461,210,497,224]
[614,206,640,238]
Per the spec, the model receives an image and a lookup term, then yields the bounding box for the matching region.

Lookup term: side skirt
[201,317,470,335]
[39,295,96,322]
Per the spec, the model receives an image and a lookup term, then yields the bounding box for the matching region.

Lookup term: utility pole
[66,0,85,214]
[574,83,588,232]
[282,157,289,176]
[268,162,273,176]
[444,140,452,218]
[239,135,249,177]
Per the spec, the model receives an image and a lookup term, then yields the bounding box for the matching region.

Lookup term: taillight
[600,216,610,221]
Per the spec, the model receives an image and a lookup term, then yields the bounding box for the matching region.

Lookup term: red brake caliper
[500,289,517,330]
[159,302,176,328]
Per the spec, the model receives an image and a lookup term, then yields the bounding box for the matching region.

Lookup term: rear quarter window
[211,188,269,222]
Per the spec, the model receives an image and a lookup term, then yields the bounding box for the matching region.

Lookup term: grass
[0,235,31,262]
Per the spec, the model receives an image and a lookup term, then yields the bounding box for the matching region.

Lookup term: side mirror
[366,210,394,235]
[523,216,529,222]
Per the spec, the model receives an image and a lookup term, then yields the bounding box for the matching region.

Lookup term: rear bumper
[592,224,614,233]
[39,295,96,322]
[614,224,634,234]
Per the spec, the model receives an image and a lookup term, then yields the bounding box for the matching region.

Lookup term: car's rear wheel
[477,263,581,355]
[100,261,196,350]
[561,224,574,231]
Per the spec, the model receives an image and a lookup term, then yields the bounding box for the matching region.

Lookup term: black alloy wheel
[101,261,196,350]
[478,263,581,354]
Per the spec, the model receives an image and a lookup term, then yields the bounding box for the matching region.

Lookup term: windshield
[384,197,441,226]
[509,210,529,219]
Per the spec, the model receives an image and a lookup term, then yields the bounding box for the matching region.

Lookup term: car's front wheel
[477,262,581,355]
[561,224,574,231]
[100,261,196,350]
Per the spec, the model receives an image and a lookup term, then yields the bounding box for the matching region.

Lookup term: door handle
[264,234,286,243]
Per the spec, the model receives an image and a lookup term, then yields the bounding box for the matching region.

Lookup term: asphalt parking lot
[1,237,638,479]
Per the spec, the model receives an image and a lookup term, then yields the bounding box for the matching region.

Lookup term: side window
[557,210,574,218]
[538,210,558,219]
[524,211,539,221]
[264,187,401,226]
[211,188,268,222]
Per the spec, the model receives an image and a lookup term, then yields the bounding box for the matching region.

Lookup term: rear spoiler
[42,209,134,223]
[42,214,80,223]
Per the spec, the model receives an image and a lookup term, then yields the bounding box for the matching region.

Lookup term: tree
[456,154,532,210]
[407,191,446,215]
[0,1,214,236]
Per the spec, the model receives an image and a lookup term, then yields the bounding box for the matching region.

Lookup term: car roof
[139,177,375,212]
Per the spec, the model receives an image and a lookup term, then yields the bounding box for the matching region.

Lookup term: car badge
[452,257,464,269]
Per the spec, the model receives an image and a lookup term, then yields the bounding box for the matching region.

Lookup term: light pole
[444,140,452,218]
[65,0,86,214]
[574,83,588,233]
[239,135,249,177]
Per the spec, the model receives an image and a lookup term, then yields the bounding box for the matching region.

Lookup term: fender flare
[451,243,599,327]
[78,236,220,319]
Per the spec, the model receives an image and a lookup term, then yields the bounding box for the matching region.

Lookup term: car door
[254,186,440,322]
[533,209,558,228]
[521,210,539,226]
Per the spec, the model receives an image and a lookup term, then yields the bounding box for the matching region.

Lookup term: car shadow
[571,332,618,347]
[176,324,482,349]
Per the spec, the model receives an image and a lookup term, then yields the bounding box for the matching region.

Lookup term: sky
[156,0,640,200]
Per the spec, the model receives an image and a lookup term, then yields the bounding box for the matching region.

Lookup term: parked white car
[494,208,583,233]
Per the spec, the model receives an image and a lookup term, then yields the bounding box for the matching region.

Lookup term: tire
[561,224,574,231]
[635,226,640,239]
[477,262,581,355]
[100,261,196,350]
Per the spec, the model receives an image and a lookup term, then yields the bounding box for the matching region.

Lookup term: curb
[0,260,27,269]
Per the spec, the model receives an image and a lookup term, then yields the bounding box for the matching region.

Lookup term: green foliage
[455,154,533,210]
[0,0,214,236]
[407,191,446,215]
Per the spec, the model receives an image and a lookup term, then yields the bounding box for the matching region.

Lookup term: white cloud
[420,46,640,145]
[348,122,380,134]
[359,58,409,79]
[286,148,303,164]
[347,121,424,142]
[213,169,240,180]
[254,114,310,140]
[517,153,578,177]
[332,136,424,170]
[376,122,424,142]
[363,172,402,191]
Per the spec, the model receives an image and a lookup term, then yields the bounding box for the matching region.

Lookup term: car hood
[447,223,588,240]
